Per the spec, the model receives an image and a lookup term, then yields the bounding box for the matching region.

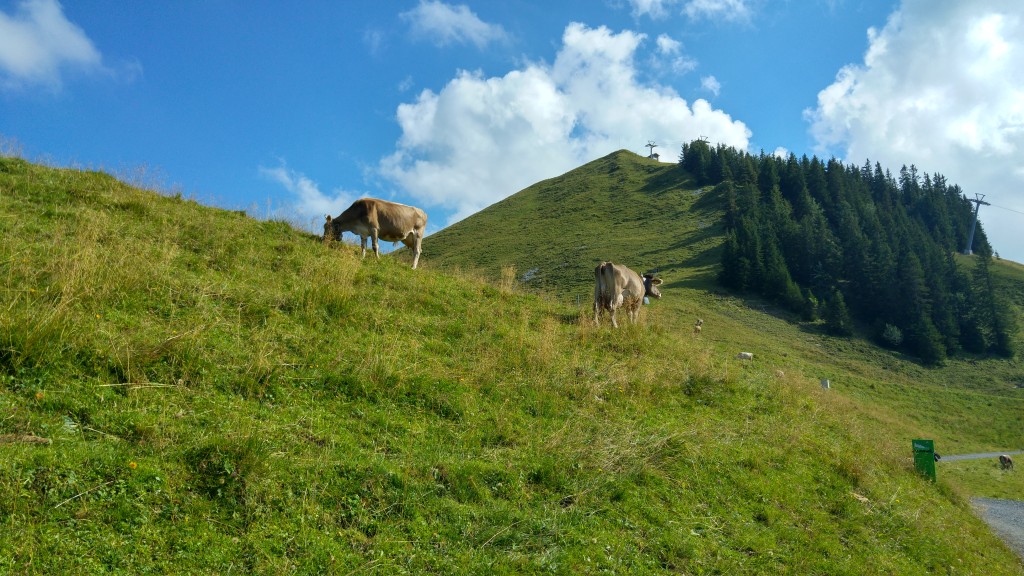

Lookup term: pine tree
[907,311,946,365]
[703,142,1011,363]
[719,231,745,289]
[823,288,853,336]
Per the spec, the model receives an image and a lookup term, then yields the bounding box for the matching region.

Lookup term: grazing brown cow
[324,198,427,269]
[693,318,704,334]
[999,454,1014,470]
[593,261,662,328]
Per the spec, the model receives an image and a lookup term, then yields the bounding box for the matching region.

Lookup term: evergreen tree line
[679,139,1017,364]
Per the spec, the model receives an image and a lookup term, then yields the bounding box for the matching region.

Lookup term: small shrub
[880,323,904,348]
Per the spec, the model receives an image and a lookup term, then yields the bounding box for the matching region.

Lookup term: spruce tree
[823,288,853,336]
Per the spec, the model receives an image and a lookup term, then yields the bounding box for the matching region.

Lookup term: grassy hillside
[1,155,1023,574]
[425,148,1024,525]
[423,150,725,299]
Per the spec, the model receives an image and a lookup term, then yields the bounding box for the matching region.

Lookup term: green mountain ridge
[426,148,1022,362]
[2,154,1024,574]
[425,150,722,297]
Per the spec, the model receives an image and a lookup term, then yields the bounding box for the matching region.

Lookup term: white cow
[324,198,427,269]
[593,261,663,328]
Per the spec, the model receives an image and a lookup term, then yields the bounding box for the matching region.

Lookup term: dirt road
[938,451,1023,560]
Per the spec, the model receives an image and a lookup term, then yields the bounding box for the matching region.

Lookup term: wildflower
[128,461,138,470]
[35,391,44,400]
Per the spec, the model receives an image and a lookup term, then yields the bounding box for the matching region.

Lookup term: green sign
[912,439,936,482]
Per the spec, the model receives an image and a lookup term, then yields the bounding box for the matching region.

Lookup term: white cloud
[701,75,721,96]
[652,33,697,75]
[629,0,674,19]
[379,22,751,224]
[400,0,508,49]
[363,28,385,56]
[627,0,753,22]
[806,0,1024,262]
[258,165,358,227]
[656,34,681,55]
[682,0,753,22]
[0,0,102,89]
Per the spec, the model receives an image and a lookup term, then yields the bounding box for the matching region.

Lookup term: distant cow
[593,261,663,328]
[324,198,427,269]
[694,318,704,334]
[999,454,1014,470]
[736,352,754,360]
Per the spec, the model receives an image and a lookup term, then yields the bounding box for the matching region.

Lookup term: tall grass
[1,159,1023,574]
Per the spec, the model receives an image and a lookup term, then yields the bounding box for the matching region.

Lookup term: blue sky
[2,0,1023,263]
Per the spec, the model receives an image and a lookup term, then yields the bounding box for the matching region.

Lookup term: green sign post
[912,439,936,482]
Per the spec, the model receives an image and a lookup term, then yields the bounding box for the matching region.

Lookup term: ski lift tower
[963,193,991,255]
[645,141,658,159]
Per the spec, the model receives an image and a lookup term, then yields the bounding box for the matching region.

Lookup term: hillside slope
[1,156,1023,574]
[424,150,722,298]
[425,149,1024,396]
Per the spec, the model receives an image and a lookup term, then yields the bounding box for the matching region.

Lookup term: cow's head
[643,274,663,299]
[323,215,341,243]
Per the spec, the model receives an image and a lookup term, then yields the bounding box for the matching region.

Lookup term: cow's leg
[400,234,422,269]
[359,236,368,259]
[610,308,619,328]
[411,233,423,269]
[371,230,381,259]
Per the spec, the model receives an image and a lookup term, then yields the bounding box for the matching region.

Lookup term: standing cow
[999,454,1014,470]
[324,198,427,269]
[593,261,663,328]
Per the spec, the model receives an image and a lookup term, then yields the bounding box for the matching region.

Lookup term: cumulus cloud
[400,0,508,49]
[0,0,102,89]
[627,0,753,22]
[379,22,751,224]
[806,0,1024,262]
[258,165,358,227]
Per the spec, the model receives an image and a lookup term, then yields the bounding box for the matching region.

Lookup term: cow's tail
[595,262,616,309]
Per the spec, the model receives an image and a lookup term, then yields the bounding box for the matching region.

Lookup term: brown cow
[324,198,427,269]
[593,261,662,328]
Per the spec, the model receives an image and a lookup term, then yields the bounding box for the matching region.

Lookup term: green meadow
[1,152,1023,574]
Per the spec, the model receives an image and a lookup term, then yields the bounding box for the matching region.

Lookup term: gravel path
[938,452,1023,560]
[972,498,1024,560]
[940,450,1022,462]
